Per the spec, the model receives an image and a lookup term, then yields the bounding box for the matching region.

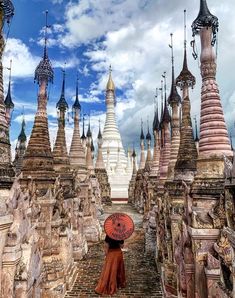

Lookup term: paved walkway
[65,204,163,297]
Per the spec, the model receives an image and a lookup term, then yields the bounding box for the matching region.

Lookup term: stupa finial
[176,9,196,89]
[73,72,81,110]
[162,72,171,123]
[81,114,86,140]
[56,68,68,111]
[87,115,92,138]
[98,119,102,140]
[34,10,54,85]
[43,10,49,59]
[1,0,14,24]
[18,112,26,142]
[146,118,151,141]
[194,115,199,142]
[159,80,164,124]
[106,64,115,91]
[192,0,219,46]
[153,88,160,132]
[168,33,181,105]
[140,118,145,140]
[4,59,14,109]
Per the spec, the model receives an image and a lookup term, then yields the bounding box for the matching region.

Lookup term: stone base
[196,156,227,179]
[73,236,88,261]
[108,172,132,199]
[112,198,128,204]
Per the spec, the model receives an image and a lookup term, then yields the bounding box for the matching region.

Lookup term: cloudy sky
[4,0,235,158]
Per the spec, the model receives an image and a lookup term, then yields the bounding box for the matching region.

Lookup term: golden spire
[106,65,115,91]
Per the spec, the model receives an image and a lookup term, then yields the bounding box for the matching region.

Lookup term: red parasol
[104,213,134,241]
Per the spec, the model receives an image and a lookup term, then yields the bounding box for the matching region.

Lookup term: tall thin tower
[192,0,232,158]
[102,66,127,170]
[69,76,86,171]
[22,11,55,179]
[101,66,131,200]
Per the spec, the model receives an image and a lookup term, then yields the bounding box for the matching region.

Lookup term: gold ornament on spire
[106,65,115,91]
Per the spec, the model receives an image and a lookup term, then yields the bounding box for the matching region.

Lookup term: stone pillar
[185,263,195,298]
[0,4,15,189]
[205,268,220,298]
[158,121,171,189]
[0,214,13,294]
[189,227,220,298]
[198,28,231,158]
[69,81,87,171]
[1,244,21,297]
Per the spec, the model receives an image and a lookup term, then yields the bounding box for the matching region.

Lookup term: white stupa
[102,67,132,200]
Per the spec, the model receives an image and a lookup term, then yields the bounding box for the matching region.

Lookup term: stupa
[101,67,131,200]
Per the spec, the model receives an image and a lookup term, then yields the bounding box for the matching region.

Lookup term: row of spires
[8,1,233,177]
[138,9,200,146]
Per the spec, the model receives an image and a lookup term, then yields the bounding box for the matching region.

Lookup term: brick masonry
[65,204,163,298]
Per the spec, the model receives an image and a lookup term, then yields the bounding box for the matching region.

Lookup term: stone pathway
[65,204,163,298]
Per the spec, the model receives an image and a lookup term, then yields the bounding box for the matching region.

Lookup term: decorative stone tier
[0,168,15,189]
[53,115,70,172]
[108,172,131,200]
[101,78,131,199]
[69,111,86,170]
[198,28,232,158]
[167,102,180,180]
[174,93,198,181]
[22,93,55,179]
[102,89,127,170]
[0,60,14,187]
[95,168,112,205]
[158,123,171,186]
[149,131,160,178]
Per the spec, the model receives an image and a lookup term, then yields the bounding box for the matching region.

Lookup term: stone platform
[111,198,128,204]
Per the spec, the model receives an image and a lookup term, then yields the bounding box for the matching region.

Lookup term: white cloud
[51,0,63,4]
[10,0,235,151]
[62,0,235,147]
[78,94,101,104]
[60,0,147,47]
[13,113,36,124]
[3,38,40,78]
[52,56,80,69]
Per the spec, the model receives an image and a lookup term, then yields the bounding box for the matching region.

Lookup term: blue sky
[4,0,235,158]
[6,0,107,145]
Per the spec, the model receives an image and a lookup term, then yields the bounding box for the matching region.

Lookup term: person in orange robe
[95,235,126,296]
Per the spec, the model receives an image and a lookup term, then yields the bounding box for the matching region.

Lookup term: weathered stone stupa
[0,7,14,189]
[95,122,112,204]
[53,70,70,172]
[189,1,232,297]
[158,74,171,192]
[128,148,137,205]
[13,116,27,175]
[158,11,198,296]
[4,60,14,128]
[69,77,87,172]
[149,92,160,178]
[101,67,131,200]
[167,33,181,179]
[139,121,146,170]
